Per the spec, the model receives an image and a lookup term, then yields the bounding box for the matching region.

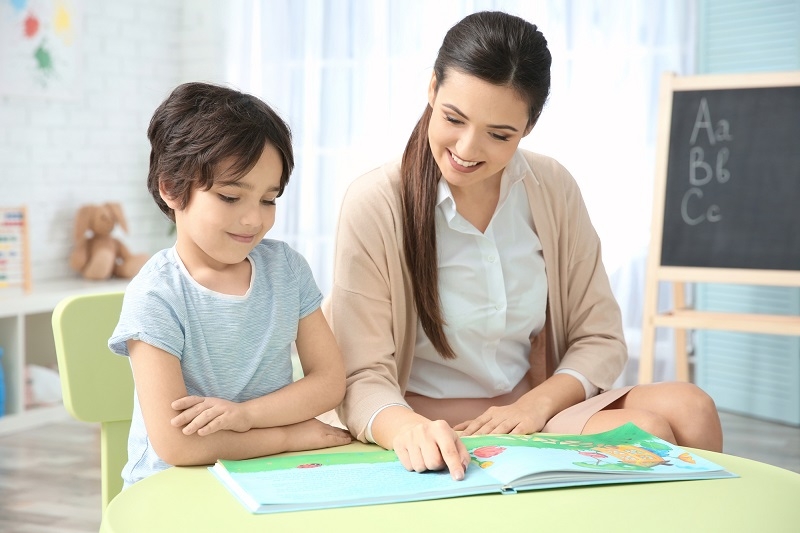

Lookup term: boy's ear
[159,181,180,210]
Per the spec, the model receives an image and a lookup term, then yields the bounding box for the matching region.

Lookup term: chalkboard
[660,85,800,270]
[639,73,800,385]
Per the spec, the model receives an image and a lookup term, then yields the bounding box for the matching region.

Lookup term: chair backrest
[52,291,132,511]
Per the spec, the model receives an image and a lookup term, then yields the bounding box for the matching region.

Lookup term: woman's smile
[449,150,483,172]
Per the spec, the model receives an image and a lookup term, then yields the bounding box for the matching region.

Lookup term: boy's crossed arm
[127,309,350,466]
[171,309,346,435]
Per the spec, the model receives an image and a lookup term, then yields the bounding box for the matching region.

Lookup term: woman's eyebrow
[442,103,519,132]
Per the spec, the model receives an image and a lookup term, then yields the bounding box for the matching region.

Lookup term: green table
[101,442,800,533]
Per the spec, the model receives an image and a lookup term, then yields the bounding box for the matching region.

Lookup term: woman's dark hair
[147,82,294,221]
[401,11,552,359]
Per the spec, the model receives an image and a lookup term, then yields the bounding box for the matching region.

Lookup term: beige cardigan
[323,150,627,442]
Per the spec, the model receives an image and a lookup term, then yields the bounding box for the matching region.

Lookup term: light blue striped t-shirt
[108,239,322,487]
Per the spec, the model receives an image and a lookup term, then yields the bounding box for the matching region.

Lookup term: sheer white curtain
[222,0,696,382]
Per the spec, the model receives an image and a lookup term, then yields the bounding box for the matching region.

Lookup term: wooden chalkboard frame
[639,71,800,384]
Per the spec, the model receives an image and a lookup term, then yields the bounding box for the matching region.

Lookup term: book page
[461,423,732,488]
[213,423,734,513]
[223,453,501,506]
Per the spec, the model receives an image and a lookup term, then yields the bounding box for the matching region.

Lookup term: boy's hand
[170,395,252,436]
[284,418,353,452]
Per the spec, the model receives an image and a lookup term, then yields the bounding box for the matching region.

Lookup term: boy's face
[162,144,283,274]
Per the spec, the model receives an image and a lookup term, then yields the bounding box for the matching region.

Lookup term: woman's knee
[661,382,720,422]
[629,381,719,420]
[606,383,722,450]
[661,383,723,451]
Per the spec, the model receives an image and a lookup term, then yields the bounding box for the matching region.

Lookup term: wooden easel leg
[672,282,690,382]
[639,324,656,384]
[638,278,660,385]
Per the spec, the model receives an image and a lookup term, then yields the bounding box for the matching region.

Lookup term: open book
[210,423,736,514]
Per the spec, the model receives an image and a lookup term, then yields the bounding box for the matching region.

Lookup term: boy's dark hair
[147,82,294,221]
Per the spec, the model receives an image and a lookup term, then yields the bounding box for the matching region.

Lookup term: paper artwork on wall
[0,0,81,99]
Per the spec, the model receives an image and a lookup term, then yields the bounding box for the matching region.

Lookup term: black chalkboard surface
[660,85,800,270]
[640,73,800,385]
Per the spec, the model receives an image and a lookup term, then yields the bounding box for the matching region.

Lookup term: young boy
[109,82,351,487]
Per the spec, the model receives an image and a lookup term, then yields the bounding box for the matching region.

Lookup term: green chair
[52,291,132,512]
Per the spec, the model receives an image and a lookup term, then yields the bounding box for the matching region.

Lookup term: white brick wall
[0,0,227,284]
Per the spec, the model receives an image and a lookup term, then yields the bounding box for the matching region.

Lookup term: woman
[324,11,722,481]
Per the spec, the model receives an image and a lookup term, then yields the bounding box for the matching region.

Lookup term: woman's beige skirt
[541,385,635,434]
[320,385,638,437]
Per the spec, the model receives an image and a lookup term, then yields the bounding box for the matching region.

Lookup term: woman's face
[427,69,531,195]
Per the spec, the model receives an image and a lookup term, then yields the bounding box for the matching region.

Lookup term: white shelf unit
[0,278,129,435]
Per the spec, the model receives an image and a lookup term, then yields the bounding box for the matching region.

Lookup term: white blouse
[365,153,598,442]
[408,152,598,400]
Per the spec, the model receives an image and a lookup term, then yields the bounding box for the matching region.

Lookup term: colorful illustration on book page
[463,423,718,475]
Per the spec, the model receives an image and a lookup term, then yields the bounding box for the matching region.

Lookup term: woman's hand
[391,419,472,481]
[170,395,252,436]
[454,374,587,436]
[453,401,548,436]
